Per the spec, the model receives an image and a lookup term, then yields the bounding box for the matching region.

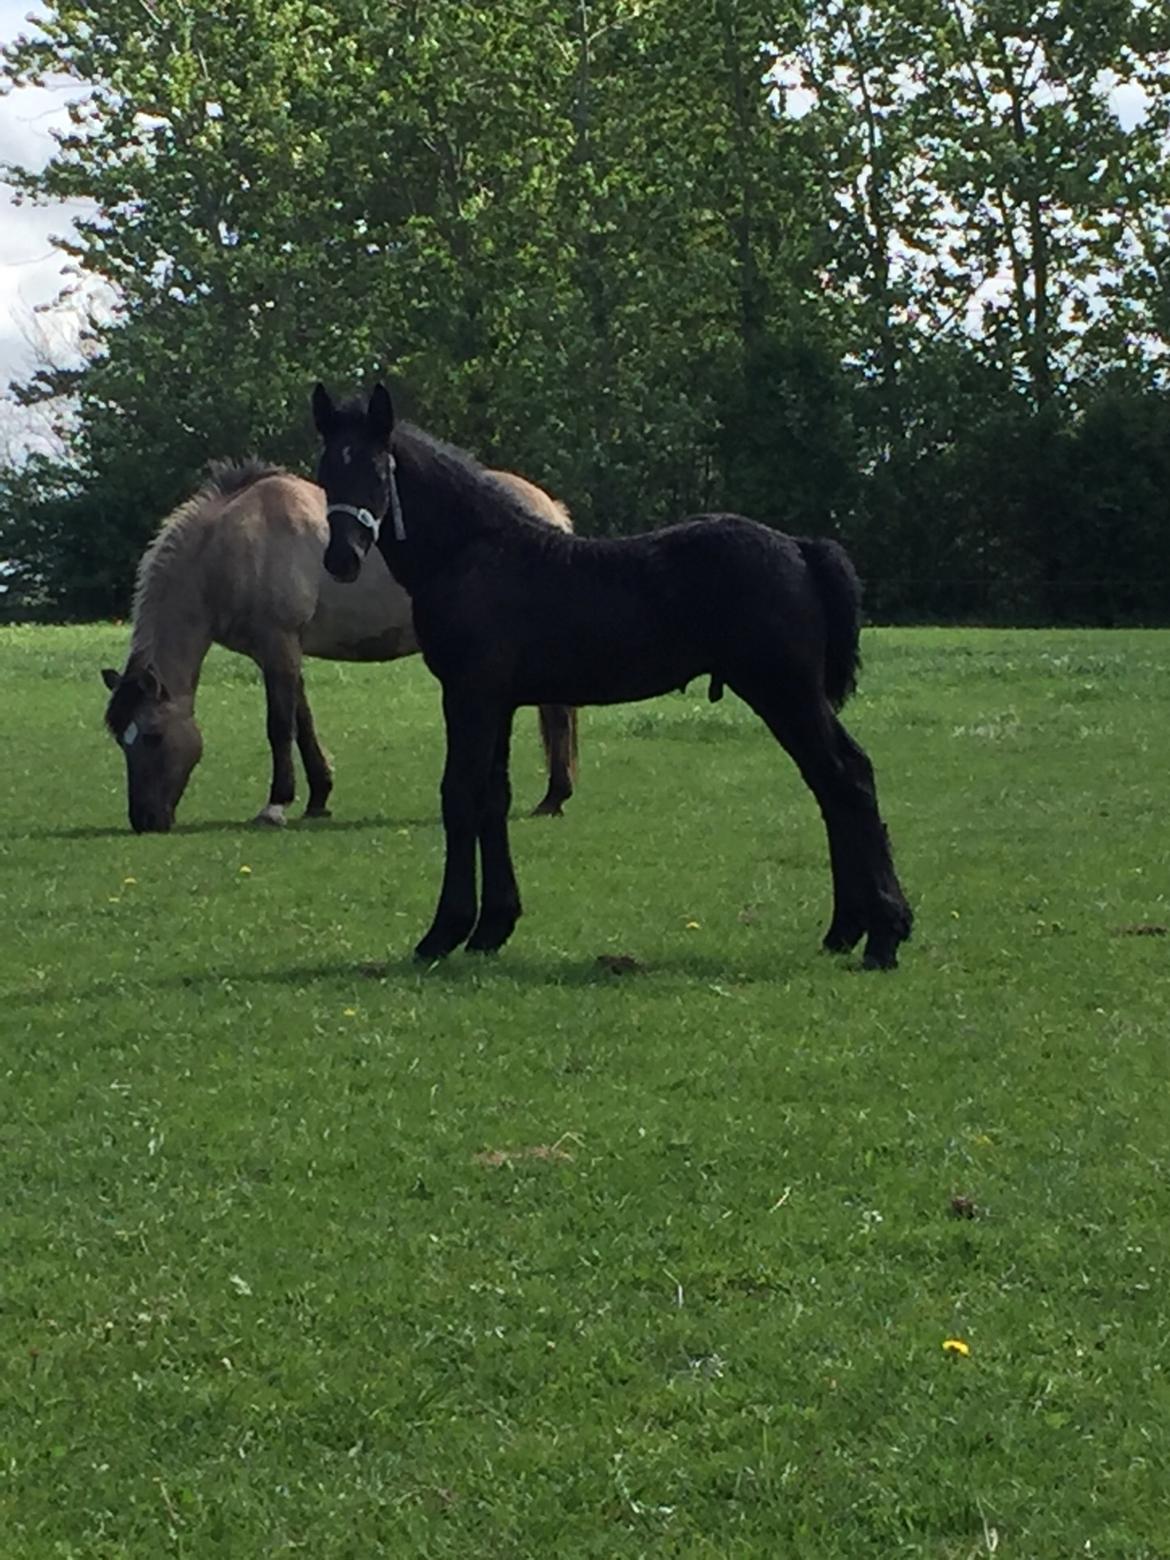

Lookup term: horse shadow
[16,813,440,843]
[6,943,831,1009]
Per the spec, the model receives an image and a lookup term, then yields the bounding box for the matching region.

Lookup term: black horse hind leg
[732,679,912,969]
[415,690,502,961]
[294,674,334,818]
[467,709,522,953]
[822,721,912,967]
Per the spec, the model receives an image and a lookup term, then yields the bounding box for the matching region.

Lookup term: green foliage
[4,625,1170,1554]
[0,1,1168,619]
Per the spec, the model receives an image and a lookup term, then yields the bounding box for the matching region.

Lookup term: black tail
[797,538,862,710]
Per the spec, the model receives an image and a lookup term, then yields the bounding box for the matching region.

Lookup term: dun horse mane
[128,458,287,669]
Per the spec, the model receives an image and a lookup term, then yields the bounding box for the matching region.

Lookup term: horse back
[206,473,327,653]
[490,470,573,533]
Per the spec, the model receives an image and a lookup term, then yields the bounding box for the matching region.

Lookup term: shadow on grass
[6,943,834,1008]
[13,813,441,843]
[15,805,579,843]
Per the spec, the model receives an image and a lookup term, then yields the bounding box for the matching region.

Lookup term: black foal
[313,383,912,969]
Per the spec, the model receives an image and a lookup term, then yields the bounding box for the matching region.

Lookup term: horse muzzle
[323,535,364,583]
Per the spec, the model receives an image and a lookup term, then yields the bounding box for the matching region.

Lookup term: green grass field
[3,624,1169,1558]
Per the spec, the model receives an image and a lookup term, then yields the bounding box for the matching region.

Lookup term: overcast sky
[0,4,89,376]
[0,1,1154,451]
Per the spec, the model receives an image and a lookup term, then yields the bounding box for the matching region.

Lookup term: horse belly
[515,637,706,708]
[303,548,419,663]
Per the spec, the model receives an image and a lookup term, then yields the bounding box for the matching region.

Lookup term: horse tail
[540,704,579,784]
[796,538,863,711]
[533,704,579,815]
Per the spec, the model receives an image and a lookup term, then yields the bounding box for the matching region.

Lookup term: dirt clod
[473,1144,574,1168]
[596,953,645,975]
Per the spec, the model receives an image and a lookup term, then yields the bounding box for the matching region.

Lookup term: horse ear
[367,383,395,446]
[312,382,336,438]
[138,666,169,702]
[101,667,121,691]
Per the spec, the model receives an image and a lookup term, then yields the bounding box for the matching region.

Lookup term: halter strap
[326,501,380,541]
[387,462,405,541]
[326,461,406,545]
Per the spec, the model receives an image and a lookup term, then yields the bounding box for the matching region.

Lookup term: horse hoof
[861,947,899,972]
[466,912,520,953]
[303,806,332,820]
[414,921,474,962]
[414,944,447,964]
[252,805,287,828]
[822,929,865,955]
[530,795,566,817]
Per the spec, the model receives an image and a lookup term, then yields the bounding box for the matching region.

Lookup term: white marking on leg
[253,803,287,827]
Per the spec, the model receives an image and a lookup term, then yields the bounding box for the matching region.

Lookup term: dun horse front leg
[295,675,334,818]
[467,709,522,952]
[415,691,501,962]
[255,656,300,826]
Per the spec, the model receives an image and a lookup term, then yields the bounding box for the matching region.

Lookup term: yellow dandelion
[685,919,701,930]
[107,896,121,904]
[343,1008,358,1018]
[942,1338,970,1357]
[238,865,252,876]
[123,876,137,886]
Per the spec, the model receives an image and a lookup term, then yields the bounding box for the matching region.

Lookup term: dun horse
[102,460,578,831]
[314,383,912,969]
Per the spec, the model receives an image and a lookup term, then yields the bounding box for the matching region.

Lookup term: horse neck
[129,541,214,707]
[395,440,499,584]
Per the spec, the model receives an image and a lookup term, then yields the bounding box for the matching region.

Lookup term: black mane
[327,396,555,538]
[394,424,557,539]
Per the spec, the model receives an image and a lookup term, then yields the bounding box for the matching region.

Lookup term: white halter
[326,460,405,544]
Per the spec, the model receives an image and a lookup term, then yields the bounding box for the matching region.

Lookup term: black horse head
[312,382,402,582]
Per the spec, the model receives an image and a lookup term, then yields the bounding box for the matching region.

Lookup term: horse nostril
[326,543,360,582]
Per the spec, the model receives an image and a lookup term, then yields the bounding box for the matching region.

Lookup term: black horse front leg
[467,709,521,952]
[415,692,501,962]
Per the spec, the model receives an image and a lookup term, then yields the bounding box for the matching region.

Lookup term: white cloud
[1,3,97,449]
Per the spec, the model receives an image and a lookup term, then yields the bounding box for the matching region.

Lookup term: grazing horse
[101,460,578,831]
[314,383,913,969]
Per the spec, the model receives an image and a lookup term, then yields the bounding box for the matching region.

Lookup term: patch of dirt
[950,1194,979,1220]
[1113,924,1168,938]
[473,1143,575,1168]
[595,953,646,975]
